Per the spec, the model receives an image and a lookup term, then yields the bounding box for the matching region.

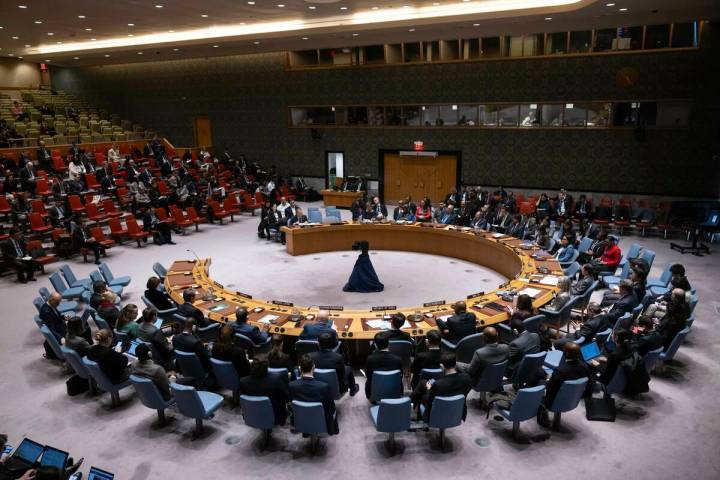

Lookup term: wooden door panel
[384,153,457,203]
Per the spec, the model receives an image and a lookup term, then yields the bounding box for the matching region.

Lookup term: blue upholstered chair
[82,357,132,407]
[130,374,175,425]
[643,347,664,374]
[491,385,546,440]
[292,400,328,453]
[646,263,672,288]
[563,261,580,278]
[240,395,275,448]
[314,368,342,401]
[141,295,177,318]
[99,262,131,287]
[370,370,403,403]
[388,340,414,370]
[60,346,93,392]
[420,368,443,381]
[425,394,466,450]
[522,314,546,334]
[174,350,208,387]
[547,377,588,430]
[153,262,168,280]
[211,358,241,406]
[539,296,579,332]
[473,360,508,408]
[38,287,77,314]
[89,270,123,296]
[513,351,547,389]
[170,382,224,437]
[369,397,412,453]
[295,340,320,357]
[659,327,690,363]
[442,332,484,364]
[49,272,86,300]
[308,210,322,224]
[39,325,65,361]
[234,333,272,355]
[60,264,92,289]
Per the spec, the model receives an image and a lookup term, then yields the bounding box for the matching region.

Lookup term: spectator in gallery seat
[415,197,432,222]
[1,227,37,283]
[436,301,477,344]
[554,234,577,263]
[289,355,339,435]
[410,329,443,388]
[142,206,175,245]
[554,303,610,347]
[506,215,525,238]
[591,234,621,273]
[505,293,536,332]
[378,313,413,343]
[130,343,173,401]
[144,276,176,311]
[138,307,174,368]
[115,304,141,339]
[413,354,472,421]
[70,215,102,265]
[212,325,251,378]
[506,322,542,381]
[571,264,597,296]
[537,342,591,427]
[542,276,572,313]
[232,307,270,345]
[268,334,294,371]
[64,316,92,358]
[310,331,359,396]
[90,280,120,328]
[364,333,403,399]
[172,318,212,374]
[371,195,387,220]
[578,230,608,264]
[238,355,289,425]
[438,205,457,225]
[177,288,210,328]
[588,329,635,386]
[39,292,68,343]
[457,327,509,385]
[87,329,129,385]
[299,310,338,346]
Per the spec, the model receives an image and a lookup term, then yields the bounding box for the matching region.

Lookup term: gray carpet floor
[1,202,719,480]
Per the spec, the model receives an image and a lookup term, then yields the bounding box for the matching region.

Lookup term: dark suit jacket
[172,332,211,372]
[40,303,66,340]
[437,312,477,344]
[544,358,591,408]
[364,350,403,398]
[382,329,413,343]
[87,344,128,384]
[410,348,443,387]
[299,321,338,345]
[289,377,338,434]
[211,343,250,378]
[144,288,175,311]
[425,371,473,420]
[178,302,210,328]
[571,275,595,296]
[507,331,541,374]
[461,343,510,383]
[238,374,289,425]
[1,237,28,260]
[287,214,308,226]
[233,321,269,345]
[577,314,612,342]
[310,349,348,393]
[607,292,639,322]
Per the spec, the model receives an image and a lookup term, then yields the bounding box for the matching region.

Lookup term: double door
[383,153,457,203]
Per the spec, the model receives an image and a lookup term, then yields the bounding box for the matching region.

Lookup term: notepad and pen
[257,314,280,324]
[517,287,543,298]
[366,319,412,329]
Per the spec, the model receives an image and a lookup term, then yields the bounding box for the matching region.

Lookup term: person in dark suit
[410,329,443,388]
[172,318,212,374]
[589,329,634,386]
[537,342,591,427]
[211,325,250,378]
[310,332,359,396]
[70,216,102,265]
[438,205,458,225]
[257,203,282,239]
[507,325,542,380]
[571,264,596,295]
[37,141,53,171]
[64,316,92,358]
[268,334,294,371]
[364,333,403,399]
[413,354,473,421]
[18,161,37,193]
[655,288,691,349]
[299,310,338,346]
[47,199,69,228]
[289,355,339,435]
[380,313,413,343]
[87,329,129,385]
[142,206,175,245]
[137,307,174,369]
[604,279,639,324]
[281,206,308,244]
[177,289,210,328]
[40,293,67,341]
[506,215,524,238]
[1,228,37,283]
[631,317,666,356]
[436,301,477,344]
[457,327,510,384]
[231,307,270,345]
[144,276,175,311]
[371,196,388,220]
[238,355,290,425]
[555,303,611,347]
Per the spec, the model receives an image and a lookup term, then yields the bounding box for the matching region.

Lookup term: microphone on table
[186,249,201,261]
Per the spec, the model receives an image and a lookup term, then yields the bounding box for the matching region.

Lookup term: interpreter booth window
[645,24,670,49]
[546,32,568,54]
[368,107,386,125]
[479,105,498,127]
[594,28,616,52]
[613,102,656,126]
[616,26,643,50]
[497,105,519,127]
[569,30,592,53]
[290,107,334,126]
[347,107,368,125]
[672,22,697,47]
[437,105,459,126]
[540,104,563,127]
[563,103,610,127]
[333,107,348,125]
[386,106,402,125]
[519,104,540,127]
[480,36,502,58]
[458,105,478,126]
[403,106,422,126]
[421,105,439,126]
[656,102,690,127]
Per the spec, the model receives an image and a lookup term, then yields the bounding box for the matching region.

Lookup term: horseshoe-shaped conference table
[164,223,563,343]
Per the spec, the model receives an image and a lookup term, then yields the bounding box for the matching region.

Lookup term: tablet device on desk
[581,341,602,362]
[88,466,115,479]
[39,446,69,470]
[4,438,44,470]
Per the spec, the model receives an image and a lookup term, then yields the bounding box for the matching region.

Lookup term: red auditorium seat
[186,207,206,231]
[90,227,116,249]
[108,217,129,243]
[29,213,53,236]
[126,216,150,247]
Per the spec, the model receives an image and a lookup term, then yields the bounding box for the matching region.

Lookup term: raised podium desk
[165,223,562,342]
[320,189,363,208]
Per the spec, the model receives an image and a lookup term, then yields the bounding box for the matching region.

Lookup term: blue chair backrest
[33,315,44,328]
[292,400,327,435]
[323,213,341,224]
[82,357,115,392]
[595,328,613,347]
[625,243,641,262]
[428,394,465,429]
[99,262,115,282]
[308,210,322,223]
[662,326,690,361]
[60,346,90,379]
[49,272,68,294]
[153,262,167,279]
[175,350,207,381]
[420,368,443,381]
[631,303,644,318]
[578,280,599,310]
[604,365,627,395]
[60,264,79,286]
[141,295,154,309]
[130,374,169,409]
[89,271,104,284]
[211,358,240,392]
[614,312,633,331]
[33,297,44,313]
[639,249,656,269]
[515,351,546,386]
[555,296,580,325]
[94,314,111,331]
[39,286,51,300]
[456,333,485,364]
[376,397,411,433]
[686,313,695,327]
[371,370,402,402]
[314,369,341,400]
[549,377,588,413]
[234,333,256,351]
[689,294,698,313]
[388,340,413,368]
[577,237,593,253]
[39,325,65,359]
[81,290,92,303]
[508,385,546,421]
[170,382,205,418]
[523,314,546,334]
[240,395,275,430]
[268,367,289,382]
[564,262,580,278]
[295,340,320,357]
[617,262,632,281]
[643,347,664,374]
[656,264,672,286]
[474,360,508,392]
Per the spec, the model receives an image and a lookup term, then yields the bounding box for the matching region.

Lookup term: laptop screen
[88,466,115,479]
[127,339,141,356]
[154,318,163,329]
[581,341,601,362]
[39,447,68,469]
[13,438,44,463]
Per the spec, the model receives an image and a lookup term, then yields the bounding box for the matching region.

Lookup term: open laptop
[2,438,44,472]
[581,341,602,362]
[88,466,115,479]
[39,446,69,470]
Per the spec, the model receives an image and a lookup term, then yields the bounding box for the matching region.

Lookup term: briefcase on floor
[66,374,90,396]
[584,396,616,422]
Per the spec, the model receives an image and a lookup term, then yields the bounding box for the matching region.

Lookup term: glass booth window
[458,105,478,126]
[386,106,402,125]
[569,30,592,53]
[594,28,616,52]
[347,107,368,125]
[645,24,670,49]
[498,105,519,127]
[672,22,697,48]
[437,105,458,126]
[290,107,335,125]
[368,106,386,125]
[479,105,498,126]
[541,104,563,127]
[617,26,643,50]
[403,106,422,126]
[546,32,568,54]
[421,105,439,126]
[656,101,690,126]
[519,104,540,127]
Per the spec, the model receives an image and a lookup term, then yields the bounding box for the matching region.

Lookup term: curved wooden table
[165,223,563,341]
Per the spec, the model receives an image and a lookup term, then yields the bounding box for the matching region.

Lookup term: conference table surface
[165,222,563,341]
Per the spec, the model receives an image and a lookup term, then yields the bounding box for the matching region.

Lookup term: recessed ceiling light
[73,56,79,59]
[104,54,110,57]
[56,41,62,44]
[8,54,14,57]
[12,36,19,39]
[0,27,4,29]
[408,28,415,32]
[605,2,615,5]
[128,34,134,37]
[403,5,410,8]
[172,48,179,51]
[473,23,480,26]
[371,6,379,10]
[127,23,135,26]
[432,2,440,5]
[212,44,219,48]
[45,59,51,62]
[619,7,628,11]
[47,32,54,36]
[340,6,348,10]
[277,4,285,7]
[78,15,86,19]
[302,37,308,40]
[544,17,552,20]
[168,30,175,33]
[463,0,471,2]
[18,5,27,9]
[253,41,260,45]
[247,1,255,4]
[201,14,208,17]
[85,28,92,31]
[34,20,42,24]
[24,44,30,47]
[308,5,316,9]
[17,56,23,59]
[137,51,143,54]
[352,33,359,36]
[155,4,163,8]
[90,38,96,41]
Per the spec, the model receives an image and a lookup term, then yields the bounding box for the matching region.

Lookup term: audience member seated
[591,234,621,274]
[571,264,597,295]
[364,333,403,400]
[40,292,68,344]
[211,325,250,378]
[642,288,690,350]
[90,281,120,327]
[268,334,294,371]
[578,231,608,264]
[142,206,176,245]
[588,329,635,385]
[70,216,102,265]
[299,310,338,346]
[555,303,609,347]
[603,279,640,324]
[436,301,477,344]
[144,277,175,310]
[172,318,212,374]
[537,342,591,427]
[507,322,543,380]
[1,228,37,283]
[115,304,139,339]
[542,276,572,312]
[87,329,129,385]
[505,294,536,331]
[457,327,509,384]
[412,354,473,421]
[289,355,339,435]
[238,355,289,425]
[64,316,92,358]
[554,235,576,262]
[415,198,432,222]
[602,265,646,307]
[410,329,443,388]
[137,307,174,368]
[232,307,270,345]
[177,289,211,328]
[130,343,173,400]
[310,332,359,396]
[379,313,413,343]
[631,317,666,355]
